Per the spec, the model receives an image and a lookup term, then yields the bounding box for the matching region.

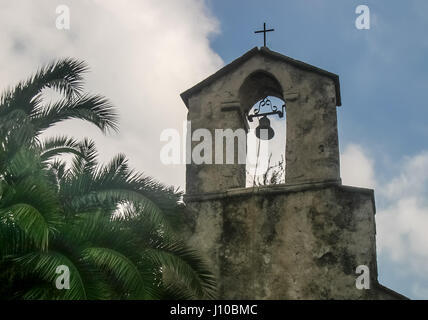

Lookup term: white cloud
[341,143,428,287]
[376,152,428,277]
[381,151,428,199]
[377,197,428,269]
[0,0,223,188]
[340,143,376,189]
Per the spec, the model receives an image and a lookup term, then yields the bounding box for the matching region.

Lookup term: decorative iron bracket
[247,97,286,122]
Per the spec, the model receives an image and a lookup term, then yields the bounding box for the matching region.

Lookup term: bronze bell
[255,116,274,140]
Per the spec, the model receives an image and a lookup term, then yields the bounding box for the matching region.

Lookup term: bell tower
[180,47,406,300]
[181,47,342,195]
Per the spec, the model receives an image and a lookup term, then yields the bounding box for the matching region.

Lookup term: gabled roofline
[180,47,342,108]
[374,282,410,300]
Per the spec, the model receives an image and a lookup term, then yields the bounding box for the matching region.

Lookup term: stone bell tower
[180,47,405,299]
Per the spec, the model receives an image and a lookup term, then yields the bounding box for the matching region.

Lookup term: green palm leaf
[82,247,145,298]
[1,204,50,250]
[143,241,217,299]
[16,251,87,300]
[38,136,83,162]
[31,94,118,134]
[0,58,87,118]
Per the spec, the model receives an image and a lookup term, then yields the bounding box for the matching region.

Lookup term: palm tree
[0,59,216,299]
[0,59,117,168]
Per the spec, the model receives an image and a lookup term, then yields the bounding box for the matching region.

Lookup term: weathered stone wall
[183,183,404,299]
[186,97,246,194]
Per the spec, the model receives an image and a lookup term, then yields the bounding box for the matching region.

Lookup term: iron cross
[254,22,274,47]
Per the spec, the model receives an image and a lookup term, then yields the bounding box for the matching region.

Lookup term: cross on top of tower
[254,22,274,47]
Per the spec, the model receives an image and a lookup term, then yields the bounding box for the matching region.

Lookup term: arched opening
[245,96,286,186]
[239,70,284,113]
[238,71,286,187]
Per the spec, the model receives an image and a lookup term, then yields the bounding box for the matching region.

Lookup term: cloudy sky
[1,0,427,299]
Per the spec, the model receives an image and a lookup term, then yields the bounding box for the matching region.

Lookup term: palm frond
[15,251,87,299]
[0,204,50,250]
[69,138,99,175]
[0,58,87,117]
[38,136,83,162]
[31,94,118,134]
[81,247,145,298]
[143,240,217,299]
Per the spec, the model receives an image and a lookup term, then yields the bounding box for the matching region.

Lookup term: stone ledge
[184,179,375,203]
